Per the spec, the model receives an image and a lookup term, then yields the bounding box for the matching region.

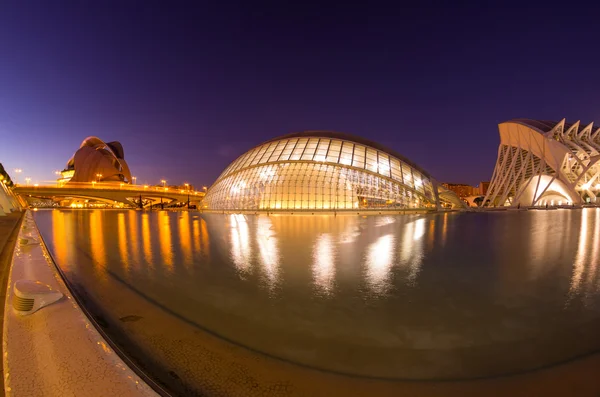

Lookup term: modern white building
[484,119,600,207]
[204,131,464,211]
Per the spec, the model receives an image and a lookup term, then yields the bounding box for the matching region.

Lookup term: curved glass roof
[214,133,434,196]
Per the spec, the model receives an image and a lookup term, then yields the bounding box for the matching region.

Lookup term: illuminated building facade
[204,131,464,211]
[476,181,490,196]
[442,183,474,198]
[484,119,600,207]
[59,137,132,184]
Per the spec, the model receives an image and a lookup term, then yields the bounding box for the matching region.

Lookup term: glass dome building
[204,131,462,211]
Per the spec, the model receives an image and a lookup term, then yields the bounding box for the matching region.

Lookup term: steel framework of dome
[204,131,464,211]
[62,136,132,184]
[484,119,600,207]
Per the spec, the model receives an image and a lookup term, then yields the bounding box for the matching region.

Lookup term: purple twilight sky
[1,2,600,188]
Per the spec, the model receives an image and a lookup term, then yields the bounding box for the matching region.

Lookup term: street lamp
[92,181,96,188]
[161,179,166,187]
[96,173,102,182]
[132,176,137,185]
[25,177,31,187]
[143,185,148,189]
[14,169,22,184]
[203,186,207,191]
[184,183,189,191]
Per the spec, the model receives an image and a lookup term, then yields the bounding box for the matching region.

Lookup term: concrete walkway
[2,212,158,397]
[0,211,23,396]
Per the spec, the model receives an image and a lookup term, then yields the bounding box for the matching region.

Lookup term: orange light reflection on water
[193,217,210,257]
[89,210,107,282]
[158,211,173,270]
[51,210,69,270]
[142,213,153,266]
[179,212,193,268]
[128,210,140,267]
[117,212,129,274]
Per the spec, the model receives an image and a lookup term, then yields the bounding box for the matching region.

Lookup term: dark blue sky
[1,2,599,187]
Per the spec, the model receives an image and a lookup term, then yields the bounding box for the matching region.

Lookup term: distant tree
[0,163,14,187]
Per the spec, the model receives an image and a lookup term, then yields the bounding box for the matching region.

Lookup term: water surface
[34,209,600,394]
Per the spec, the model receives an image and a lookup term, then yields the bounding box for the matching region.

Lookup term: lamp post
[161,179,166,188]
[25,177,31,187]
[184,183,189,191]
[96,173,102,183]
[132,176,137,185]
[14,169,22,185]
[203,186,207,192]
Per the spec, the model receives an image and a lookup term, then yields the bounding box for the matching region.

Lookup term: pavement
[0,211,23,396]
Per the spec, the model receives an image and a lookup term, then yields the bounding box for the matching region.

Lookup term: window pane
[378,153,391,177]
[352,145,365,168]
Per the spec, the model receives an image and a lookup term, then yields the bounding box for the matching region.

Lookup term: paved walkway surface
[0,211,23,397]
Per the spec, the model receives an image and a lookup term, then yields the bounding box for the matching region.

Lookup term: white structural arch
[484,119,600,207]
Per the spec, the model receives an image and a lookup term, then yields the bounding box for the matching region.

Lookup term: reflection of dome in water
[204,131,464,210]
[62,136,132,183]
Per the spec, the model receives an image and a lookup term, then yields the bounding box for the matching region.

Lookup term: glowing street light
[25,177,31,186]
[143,185,148,189]
[119,183,124,189]
[161,179,166,187]
[96,173,102,182]
[132,176,137,185]
[92,181,96,188]
[33,183,39,187]
[202,186,207,191]
[184,183,189,191]
[13,169,22,184]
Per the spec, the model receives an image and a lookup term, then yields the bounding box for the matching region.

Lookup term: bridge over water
[14,183,205,208]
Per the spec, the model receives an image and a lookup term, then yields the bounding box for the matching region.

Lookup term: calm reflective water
[34,209,600,394]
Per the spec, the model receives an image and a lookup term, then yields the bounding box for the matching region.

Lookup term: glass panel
[378,153,391,177]
[278,139,297,161]
[401,163,414,188]
[413,171,424,193]
[339,142,353,165]
[250,145,269,165]
[301,143,317,160]
[365,148,378,172]
[290,139,308,160]
[327,140,342,163]
[352,145,365,169]
[390,158,402,181]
